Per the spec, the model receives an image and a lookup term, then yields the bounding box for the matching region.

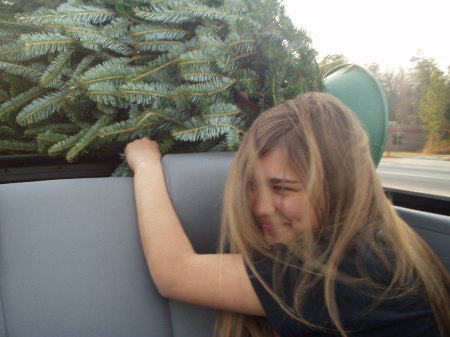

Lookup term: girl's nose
[251,191,275,217]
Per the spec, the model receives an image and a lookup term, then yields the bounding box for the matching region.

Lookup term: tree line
[320,53,450,154]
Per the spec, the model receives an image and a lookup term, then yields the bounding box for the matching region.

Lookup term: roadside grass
[383,151,450,159]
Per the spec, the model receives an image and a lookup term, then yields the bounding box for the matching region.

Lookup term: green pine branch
[0,42,28,62]
[36,132,69,152]
[196,29,228,51]
[178,48,229,82]
[179,49,216,66]
[232,68,260,95]
[182,72,227,83]
[0,32,18,45]
[40,49,73,87]
[0,125,16,137]
[131,24,189,41]
[177,3,242,22]
[103,18,134,39]
[65,114,112,162]
[19,33,75,58]
[0,89,9,102]
[126,47,185,83]
[121,81,175,106]
[16,5,116,26]
[98,110,160,140]
[135,40,185,53]
[182,77,235,97]
[111,161,132,177]
[202,102,241,119]
[0,139,38,153]
[0,87,47,121]
[48,128,89,156]
[16,90,68,126]
[134,6,192,24]
[36,132,68,142]
[212,54,237,75]
[225,32,257,55]
[172,116,237,142]
[0,60,43,83]
[73,57,133,87]
[63,25,133,56]
[67,55,96,85]
[87,82,121,106]
[24,123,79,136]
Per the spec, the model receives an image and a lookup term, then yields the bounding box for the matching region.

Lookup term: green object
[324,64,388,166]
[0,0,322,161]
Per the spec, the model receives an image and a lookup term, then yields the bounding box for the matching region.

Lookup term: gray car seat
[0,152,232,337]
[0,152,448,337]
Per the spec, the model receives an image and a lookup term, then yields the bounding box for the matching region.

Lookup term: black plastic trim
[384,187,449,216]
[0,154,121,184]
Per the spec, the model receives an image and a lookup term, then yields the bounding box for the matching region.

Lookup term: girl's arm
[124,138,264,316]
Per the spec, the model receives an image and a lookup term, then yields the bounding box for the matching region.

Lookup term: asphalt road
[377,157,450,197]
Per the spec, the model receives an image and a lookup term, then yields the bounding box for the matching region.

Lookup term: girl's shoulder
[247,241,439,337]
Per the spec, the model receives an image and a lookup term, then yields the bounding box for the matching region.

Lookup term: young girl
[124,92,449,337]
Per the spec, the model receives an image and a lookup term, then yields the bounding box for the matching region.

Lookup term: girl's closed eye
[270,178,302,194]
[272,184,300,194]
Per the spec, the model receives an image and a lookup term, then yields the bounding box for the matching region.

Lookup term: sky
[283,0,449,72]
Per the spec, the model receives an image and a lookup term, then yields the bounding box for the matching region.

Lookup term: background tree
[395,71,417,124]
[409,52,439,119]
[419,68,450,153]
[0,0,322,168]
[366,63,402,122]
[316,50,449,154]
[368,53,449,153]
[318,53,347,75]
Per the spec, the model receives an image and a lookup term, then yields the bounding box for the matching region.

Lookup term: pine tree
[0,0,322,169]
[419,69,450,153]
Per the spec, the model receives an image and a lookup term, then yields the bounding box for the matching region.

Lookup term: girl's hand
[124,138,161,172]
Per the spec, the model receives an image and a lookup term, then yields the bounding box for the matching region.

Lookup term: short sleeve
[246,255,289,333]
[245,249,440,337]
[246,254,324,336]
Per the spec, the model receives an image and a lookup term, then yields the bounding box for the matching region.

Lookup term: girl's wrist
[132,157,162,173]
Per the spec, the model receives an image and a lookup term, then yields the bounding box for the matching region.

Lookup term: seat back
[0,152,233,337]
[0,178,173,337]
[162,152,235,337]
[395,207,450,271]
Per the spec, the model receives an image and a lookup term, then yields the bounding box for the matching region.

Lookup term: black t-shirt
[247,245,440,337]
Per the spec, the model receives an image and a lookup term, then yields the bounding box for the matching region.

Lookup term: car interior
[0,152,448,337]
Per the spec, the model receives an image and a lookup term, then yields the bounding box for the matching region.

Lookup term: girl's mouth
[262,223,275,233]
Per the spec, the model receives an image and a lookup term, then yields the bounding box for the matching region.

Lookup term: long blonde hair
[215,92,450,337]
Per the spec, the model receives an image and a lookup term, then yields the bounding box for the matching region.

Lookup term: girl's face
[248,149,318,244]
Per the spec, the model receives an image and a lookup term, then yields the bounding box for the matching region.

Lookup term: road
[377,157,450,197]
